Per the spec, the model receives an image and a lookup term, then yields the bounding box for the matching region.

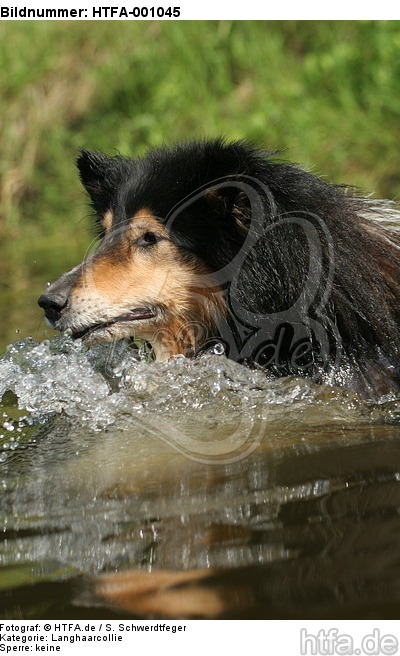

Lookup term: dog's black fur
[39,139,400,399]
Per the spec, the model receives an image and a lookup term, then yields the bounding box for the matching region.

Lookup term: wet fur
[38,139,400,399]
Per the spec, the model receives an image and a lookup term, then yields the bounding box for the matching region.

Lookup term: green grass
[1,20,400,236]
[1,20,400,349]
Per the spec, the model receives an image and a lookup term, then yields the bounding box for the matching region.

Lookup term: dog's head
[38,140,259,359]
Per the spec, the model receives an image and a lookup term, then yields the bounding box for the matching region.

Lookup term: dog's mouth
[72,306,157,340]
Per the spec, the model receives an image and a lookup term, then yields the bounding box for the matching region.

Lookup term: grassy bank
[1,20,400,236]
[0,21,400,350]
[0,20,400,349]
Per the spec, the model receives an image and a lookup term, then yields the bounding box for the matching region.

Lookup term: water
[1,336,400,618]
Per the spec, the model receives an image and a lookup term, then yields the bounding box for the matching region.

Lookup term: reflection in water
[1,338,400,618]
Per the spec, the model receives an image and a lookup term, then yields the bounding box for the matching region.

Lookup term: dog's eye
[137,232,159,247]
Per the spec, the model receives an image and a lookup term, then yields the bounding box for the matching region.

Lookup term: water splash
[2,335,400,578]
[1,335,400,464]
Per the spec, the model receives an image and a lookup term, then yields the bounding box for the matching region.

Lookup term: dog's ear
[76,150,126,217]
[205,184,251,234]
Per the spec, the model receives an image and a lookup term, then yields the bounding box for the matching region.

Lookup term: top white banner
[0,0,398,20]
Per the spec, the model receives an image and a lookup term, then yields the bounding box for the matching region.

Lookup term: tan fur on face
[68,209,225,359]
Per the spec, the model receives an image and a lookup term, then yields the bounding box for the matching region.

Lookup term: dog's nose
[38,291,68,324]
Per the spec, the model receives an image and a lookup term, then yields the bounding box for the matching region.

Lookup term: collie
[38,139,400,399]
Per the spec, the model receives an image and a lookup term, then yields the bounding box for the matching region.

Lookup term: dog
[38,139,400,399]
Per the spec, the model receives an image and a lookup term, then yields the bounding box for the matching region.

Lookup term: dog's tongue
[117,307,155,321]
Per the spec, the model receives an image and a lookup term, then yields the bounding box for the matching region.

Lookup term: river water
[1,333,400,619]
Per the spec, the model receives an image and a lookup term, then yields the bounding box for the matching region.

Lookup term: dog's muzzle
[38,290,68,326]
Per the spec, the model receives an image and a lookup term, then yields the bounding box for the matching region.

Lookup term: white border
[0,1,399,20]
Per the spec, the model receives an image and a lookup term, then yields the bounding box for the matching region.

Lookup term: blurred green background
[1,20,400,351]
